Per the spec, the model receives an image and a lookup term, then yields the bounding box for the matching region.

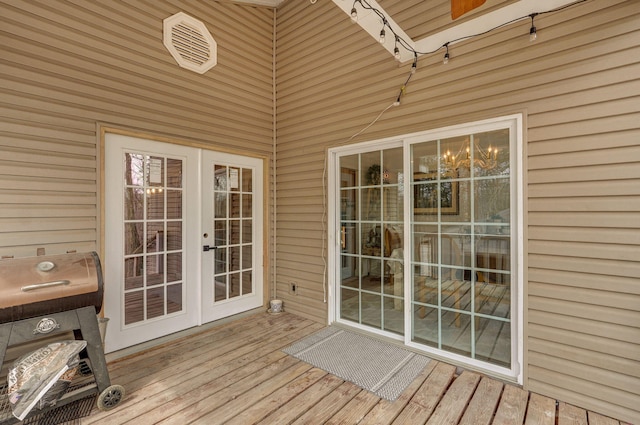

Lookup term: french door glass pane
[123,153,184,326]
[211,165,254,303]
[411,129,511,369]
[339,148,404,336]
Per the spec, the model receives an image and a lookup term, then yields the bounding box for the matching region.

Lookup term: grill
[0,252,124,424]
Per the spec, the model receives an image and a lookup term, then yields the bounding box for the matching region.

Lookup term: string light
[379,18,387,44]
[393,36,401,61]
[529,13,538,41]
[349,0,586,64]
[345,0,587,139]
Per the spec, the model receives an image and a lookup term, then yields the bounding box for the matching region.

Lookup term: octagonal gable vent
[163,12,217,74]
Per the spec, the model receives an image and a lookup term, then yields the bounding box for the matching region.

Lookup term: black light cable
[350,0,588,59]
[347,0,589,140]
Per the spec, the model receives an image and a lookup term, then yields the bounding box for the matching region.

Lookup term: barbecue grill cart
[0,252,124,424]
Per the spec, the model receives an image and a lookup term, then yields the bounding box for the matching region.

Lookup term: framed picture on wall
[413,171,459,215]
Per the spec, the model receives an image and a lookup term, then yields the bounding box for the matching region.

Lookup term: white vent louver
[163,12,217,74]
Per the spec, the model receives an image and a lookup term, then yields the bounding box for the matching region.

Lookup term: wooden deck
[84,312,630,425]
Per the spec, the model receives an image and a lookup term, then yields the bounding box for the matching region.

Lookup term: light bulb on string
[529,13,538,41]
[379,28,386,44]
[393,36,401,61]
[443,43,450,64]
[350,7,358,23]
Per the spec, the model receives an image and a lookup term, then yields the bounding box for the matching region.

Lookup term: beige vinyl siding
[0,1,274,260]
[276,0,639,422]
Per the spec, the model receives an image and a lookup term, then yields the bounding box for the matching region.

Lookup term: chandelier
[442,138,498,170]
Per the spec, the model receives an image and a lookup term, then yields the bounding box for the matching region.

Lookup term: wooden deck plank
[107,314,317,392]
[459,376,504,425]
[391,362,457,425]
[587,411,621,425]
[290,381,363,424]
[492,384,529,425]
[104,353,301,425]
[325,389,382,424]
[426,371,481,425]
[360,360,438,425]
[224,367,328,424]
[159,358,314,424]
[76,312,632,425]
[256,373,345,424]
[558,402,588,425]
[524,393,557,425]
[106,312,278,374]
[84,318,322,424]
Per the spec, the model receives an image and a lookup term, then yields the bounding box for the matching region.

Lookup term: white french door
[200,150,263,323]
[104,134,199,352]
[104,134,264,353]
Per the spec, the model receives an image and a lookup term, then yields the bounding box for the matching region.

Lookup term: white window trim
[328,114,524,384]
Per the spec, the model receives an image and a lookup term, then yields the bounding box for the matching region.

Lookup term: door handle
[203,245,218,252]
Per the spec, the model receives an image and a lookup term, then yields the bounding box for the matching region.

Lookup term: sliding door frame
[328,114,524,384]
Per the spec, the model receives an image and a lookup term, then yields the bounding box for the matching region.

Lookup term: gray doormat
[282,326,430,401]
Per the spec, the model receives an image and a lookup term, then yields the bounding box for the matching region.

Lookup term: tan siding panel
[529,295,640,329]
[277,0,640,421]
[528,211,640,229]
[529,337,640,379]
[529,240,638,262]
[529,351,640,401]
[528,309,640,345]
[528,366,639,423]
[0,1,274,282]
[528,164,640,185]
[529,226,639,245]
[528,323,640,362]
[528,268,640,295]
[529,281,640,311]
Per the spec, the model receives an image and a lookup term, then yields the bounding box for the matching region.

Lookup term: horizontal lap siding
[276,0,640,422]
[0,0,274,258]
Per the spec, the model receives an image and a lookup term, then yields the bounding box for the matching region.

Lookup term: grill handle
[21,280,71,292]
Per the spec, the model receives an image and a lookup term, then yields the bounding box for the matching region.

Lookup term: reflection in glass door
[122,153,185,325]
[338,146,405,336]
[410,129,512,369]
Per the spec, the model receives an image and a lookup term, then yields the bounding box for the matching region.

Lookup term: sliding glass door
[338,146,404,336]
[410,129,512,369]
[331,115,522,380]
